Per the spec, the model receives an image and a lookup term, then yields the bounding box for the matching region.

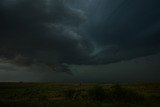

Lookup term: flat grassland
[0,82,160,107]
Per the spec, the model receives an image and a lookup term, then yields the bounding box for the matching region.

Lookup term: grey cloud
[0,0,160,67]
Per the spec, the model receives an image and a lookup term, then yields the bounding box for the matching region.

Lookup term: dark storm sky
[0,0,160,82]
[0,0,160,64]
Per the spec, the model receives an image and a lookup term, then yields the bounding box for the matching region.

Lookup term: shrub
[64,84,144,103]
[109,84,144,103]
[64,89,77,100]
[88,85,106,101]
[64,89,88,100]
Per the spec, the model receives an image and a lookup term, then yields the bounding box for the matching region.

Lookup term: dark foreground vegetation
[0,82,159,107]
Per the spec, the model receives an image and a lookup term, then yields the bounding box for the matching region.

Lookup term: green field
[0,82,160,107]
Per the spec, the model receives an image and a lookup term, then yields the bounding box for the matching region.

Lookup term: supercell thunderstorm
[0,0,160,82]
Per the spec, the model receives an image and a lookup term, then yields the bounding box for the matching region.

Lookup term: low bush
[88,85,106,101]
[108,84,144,103]
[64,89,77,100]
[64,84,144,103]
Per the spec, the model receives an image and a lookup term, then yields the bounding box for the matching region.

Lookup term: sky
[0,0,160,82]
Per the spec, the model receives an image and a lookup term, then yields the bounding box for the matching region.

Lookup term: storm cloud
[0,0,91,66]
[0,0,160,67]
[85,0,160,64]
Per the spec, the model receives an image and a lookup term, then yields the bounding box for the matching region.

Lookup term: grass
[0,82,159,107]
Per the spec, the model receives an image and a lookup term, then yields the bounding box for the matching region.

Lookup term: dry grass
[0,82,160,107]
